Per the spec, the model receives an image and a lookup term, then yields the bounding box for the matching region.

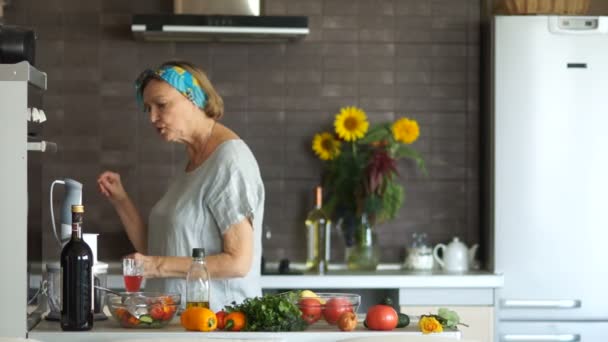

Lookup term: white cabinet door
[499,321,608,342]
[401,305,494,342]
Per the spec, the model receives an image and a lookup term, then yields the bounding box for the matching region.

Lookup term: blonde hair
[139,60,225,120]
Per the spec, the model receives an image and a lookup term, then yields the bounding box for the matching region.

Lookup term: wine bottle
[305,186,330,272]
[186,248,210,309]
[60,204,94,331]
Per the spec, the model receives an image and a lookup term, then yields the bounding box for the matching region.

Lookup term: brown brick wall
[6,0,481,265]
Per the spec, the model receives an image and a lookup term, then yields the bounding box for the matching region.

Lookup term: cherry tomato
[150,304,164,320]
[161,304,175,320]
[337,311,358,331]
[323,297,353,325]
[114,307,128,319]
[298,298,322,324]
[365,304,398,331]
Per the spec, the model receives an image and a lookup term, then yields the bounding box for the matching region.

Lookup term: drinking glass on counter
[123,258,144,292]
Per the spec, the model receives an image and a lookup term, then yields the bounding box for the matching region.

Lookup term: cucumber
[396,313,410,328]
[139,315,153,323]
[379,297,394,307]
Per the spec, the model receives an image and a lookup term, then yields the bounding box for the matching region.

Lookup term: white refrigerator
[492,16,608,342]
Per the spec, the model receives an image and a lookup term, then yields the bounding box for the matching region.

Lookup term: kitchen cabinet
[498,321,608,342]
[28,267,502,340]
[401,306,494,342]
[399,287,496,342]
[29,318,461,342]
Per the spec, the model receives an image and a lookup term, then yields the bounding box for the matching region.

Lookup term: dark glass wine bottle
[60,204,93,331]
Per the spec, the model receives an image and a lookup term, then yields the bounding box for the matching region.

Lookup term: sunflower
[334,106,369,142]
[392,117,420,144]
[312,132,341,160]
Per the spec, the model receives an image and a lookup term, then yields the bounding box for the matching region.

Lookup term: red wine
[61,205,94,331]
[124,275,143,292]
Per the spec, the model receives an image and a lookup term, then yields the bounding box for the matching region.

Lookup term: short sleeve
[208,165,262,234]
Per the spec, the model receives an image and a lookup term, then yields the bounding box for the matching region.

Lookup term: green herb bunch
[224,292,307,332]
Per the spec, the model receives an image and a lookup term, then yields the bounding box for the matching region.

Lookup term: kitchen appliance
[0,24,36,64]
[49,178,83,246]
[131,0,308,43]
[0,60,47,337]
[490,15,608,341]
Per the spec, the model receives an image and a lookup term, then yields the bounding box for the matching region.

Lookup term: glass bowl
[296,292,361,325]
[106,292,180,328]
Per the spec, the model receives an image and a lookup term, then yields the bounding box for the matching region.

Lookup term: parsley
[224,292,307,331]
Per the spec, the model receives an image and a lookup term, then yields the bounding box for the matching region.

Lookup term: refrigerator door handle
[501,299,582,309]
[502,334,580,342]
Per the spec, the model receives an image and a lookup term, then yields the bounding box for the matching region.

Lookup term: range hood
[131,0,308,43]
[132,14,308,43]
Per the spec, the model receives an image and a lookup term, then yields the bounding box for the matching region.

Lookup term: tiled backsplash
[7,0,481,264]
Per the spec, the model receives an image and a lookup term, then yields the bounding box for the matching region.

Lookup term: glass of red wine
[122,258,144,292]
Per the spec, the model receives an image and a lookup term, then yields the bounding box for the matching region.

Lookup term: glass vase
[346,214,380,271]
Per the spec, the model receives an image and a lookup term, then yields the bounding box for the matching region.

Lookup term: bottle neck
[315,187,323,209]
[71,211,83,240]
[71,223,82,240]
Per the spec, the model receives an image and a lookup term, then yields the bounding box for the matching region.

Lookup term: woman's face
[142,78,198,142]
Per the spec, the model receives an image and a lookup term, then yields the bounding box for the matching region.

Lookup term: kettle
[432,237,479,272]
[50,178,82,247]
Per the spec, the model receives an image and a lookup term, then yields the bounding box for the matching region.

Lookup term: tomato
[298,298,322,324]
[122,313,139,327]
[337,311,358,331]
[150,304,165,320]
[323,297,353,325]
[114,307,128,319]
[224,311,246,331]
[215,310,227,330]
[365,304,398,331]
[162,304,175,320]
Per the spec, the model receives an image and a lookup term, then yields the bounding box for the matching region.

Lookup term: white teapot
[433,237,479,272]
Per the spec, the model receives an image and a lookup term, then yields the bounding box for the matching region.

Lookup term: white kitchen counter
[30,261,503,291]
[66,266,502,291]
[29,317,461,342]
[260,270,503,290]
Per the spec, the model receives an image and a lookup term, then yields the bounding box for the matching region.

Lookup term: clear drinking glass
[122,258,144,292]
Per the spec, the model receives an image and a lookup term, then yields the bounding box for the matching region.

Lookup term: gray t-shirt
[146,139,264,311]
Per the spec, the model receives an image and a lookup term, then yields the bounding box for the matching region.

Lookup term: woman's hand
[124,252,160,278]
[97,171,128,205]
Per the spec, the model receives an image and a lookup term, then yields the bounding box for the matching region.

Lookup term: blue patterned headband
[135,65,207,110]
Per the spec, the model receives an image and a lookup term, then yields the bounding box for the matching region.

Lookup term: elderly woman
[97,61,264,311]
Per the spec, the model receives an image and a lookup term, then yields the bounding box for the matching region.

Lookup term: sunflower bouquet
[312,106,426,246]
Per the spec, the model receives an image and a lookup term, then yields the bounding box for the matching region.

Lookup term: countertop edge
[30,273,504,290]
[259,273,504,289]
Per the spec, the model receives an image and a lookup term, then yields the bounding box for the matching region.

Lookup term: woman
[97,61,265,311]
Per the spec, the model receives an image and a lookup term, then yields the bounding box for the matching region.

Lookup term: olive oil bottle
[186,248,210,309]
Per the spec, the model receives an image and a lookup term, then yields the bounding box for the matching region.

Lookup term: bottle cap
[71,205,84,213]
[192,248,205,258]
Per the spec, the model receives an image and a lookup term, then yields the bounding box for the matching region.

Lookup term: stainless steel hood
[131,14,309,43]
[131,0,308,43]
